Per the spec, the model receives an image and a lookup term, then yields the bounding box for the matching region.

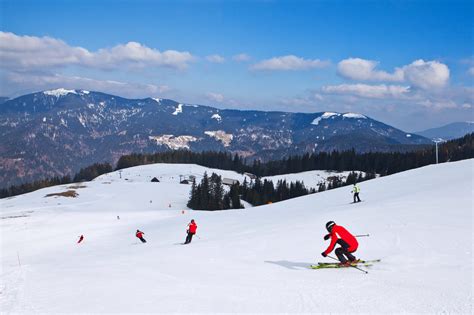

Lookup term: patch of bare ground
[1,214,29,220]
[68,184,87,189]
[45,190,78,198]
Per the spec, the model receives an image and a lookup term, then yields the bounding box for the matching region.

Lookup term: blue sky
[0,0,472,130]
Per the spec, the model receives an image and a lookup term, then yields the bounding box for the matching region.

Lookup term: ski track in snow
[0,161,472,313]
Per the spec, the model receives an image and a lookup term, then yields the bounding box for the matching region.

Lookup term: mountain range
[0,88,432,188]
[416,122,474,140]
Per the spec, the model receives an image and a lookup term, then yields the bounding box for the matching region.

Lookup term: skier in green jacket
[351,184,361,203]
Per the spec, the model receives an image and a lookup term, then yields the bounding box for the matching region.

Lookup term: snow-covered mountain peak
[342,113,367,119]
[311,112,341,125]
[42,89,93,98]
[321,112,340,118]
[43,88,78,97]
[312,111,367,125]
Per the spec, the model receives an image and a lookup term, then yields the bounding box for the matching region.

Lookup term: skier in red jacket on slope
[184,219,197,244]
[136,229,147,243]
[321,221,359,266]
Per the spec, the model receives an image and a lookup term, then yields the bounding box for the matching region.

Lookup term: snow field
[0,160,472,313]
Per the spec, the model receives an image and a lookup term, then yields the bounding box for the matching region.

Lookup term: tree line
[187,172,242,210]
[114,133,473,177]
[0,163,112,198]
[1,133,473,199]
[187,170,376,210]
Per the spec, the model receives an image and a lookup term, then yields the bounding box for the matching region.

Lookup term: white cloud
[92,42,194,70]
[232,53,250,62]
[206,54,225,63]
[252,55,329,71]
[313,93,324,101]
[337,58,403,81]
[417,99,457,110]
[0,31,194,71]
[321,84,410,99]
[0,32,90,69]
[337,58,450,90]
[468,67,474,76]
[206,92,225,102]
[402,59,449,90]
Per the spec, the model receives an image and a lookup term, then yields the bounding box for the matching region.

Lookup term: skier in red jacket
[77,235,84,244]
[321,221,359,266]
[184,219,197,244]
[136,229,147,243]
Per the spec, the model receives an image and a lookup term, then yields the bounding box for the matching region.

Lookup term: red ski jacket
[188,222,197,234]
[136,231,144,238]
[323,224,358,255]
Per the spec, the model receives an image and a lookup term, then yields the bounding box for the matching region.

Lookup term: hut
[223,178,240,186]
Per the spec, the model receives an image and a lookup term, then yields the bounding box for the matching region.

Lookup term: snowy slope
[263,170,367,189]
[0,160,472,313]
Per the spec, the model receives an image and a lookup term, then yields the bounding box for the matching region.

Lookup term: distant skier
[321,221,359,266]
[77,235,84,244]
[184,219,197,244]
[136,229,147,243]
[351,183,361,203]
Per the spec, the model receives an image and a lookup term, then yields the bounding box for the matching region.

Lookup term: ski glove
[321,252,327,257]
[324,234,330,241]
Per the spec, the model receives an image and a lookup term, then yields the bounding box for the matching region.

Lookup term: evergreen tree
[209,173,224,210]
[200,172,210,209]
[229,183,242,208]
[187,179,198,209]
[223,193,231,209]
[318,182,326,192]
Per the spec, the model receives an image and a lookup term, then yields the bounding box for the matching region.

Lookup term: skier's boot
[349,259,360,265]
[338,261,351,267]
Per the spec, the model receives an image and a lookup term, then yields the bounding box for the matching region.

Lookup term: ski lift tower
[433,138,446,164]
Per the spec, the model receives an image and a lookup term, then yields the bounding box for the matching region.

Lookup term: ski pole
[327,255,368,274]
[355,234,369,237]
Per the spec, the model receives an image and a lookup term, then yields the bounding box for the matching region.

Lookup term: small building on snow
[244,172,257,180]
[223,178,240,186]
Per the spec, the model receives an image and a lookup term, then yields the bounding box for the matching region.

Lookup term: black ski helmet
[326,221,336,232]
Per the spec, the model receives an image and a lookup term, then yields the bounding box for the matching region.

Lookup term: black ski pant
[353,193,361,203]
[139,237,147,243]
[335,239,356,263]
[184,232,195,244]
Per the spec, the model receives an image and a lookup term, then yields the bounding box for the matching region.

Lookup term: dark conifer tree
[229,184,242,208]
[187,180,198,209]
[223,194,231,209]
[200,172,210,209]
